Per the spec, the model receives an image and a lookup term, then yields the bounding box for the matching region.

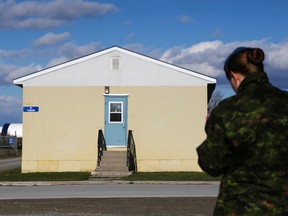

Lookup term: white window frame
[108,101,123,123]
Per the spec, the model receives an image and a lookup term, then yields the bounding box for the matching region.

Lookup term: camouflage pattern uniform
[197,72,288,216]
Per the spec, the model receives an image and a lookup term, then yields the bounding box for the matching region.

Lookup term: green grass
[0,168,91,181]
[0,168,220,182]
[123,172,221,181]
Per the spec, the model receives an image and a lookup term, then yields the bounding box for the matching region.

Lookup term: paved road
[0,197,217,216]
[0,184,219,216]
[0,159,219,215]
[0,157,21,171]
[0,184,219,199]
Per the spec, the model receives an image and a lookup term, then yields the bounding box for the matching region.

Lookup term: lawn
[123,172,221,181]
[0,168,91,181]
[0,168,220,182]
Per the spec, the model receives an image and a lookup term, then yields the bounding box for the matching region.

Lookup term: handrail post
[127,130,137,172]
[97,129,107,166]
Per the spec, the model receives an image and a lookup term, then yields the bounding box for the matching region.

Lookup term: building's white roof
[13,46,216,87]
[0,123,22,137]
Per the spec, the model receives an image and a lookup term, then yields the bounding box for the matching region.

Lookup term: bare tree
[208,90,224,114]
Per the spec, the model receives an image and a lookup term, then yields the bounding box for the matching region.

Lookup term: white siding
[14,47,216,87]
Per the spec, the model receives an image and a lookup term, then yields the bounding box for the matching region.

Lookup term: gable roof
[13,46,216,86]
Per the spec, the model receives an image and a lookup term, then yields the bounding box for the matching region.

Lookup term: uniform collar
[237,72,269,94]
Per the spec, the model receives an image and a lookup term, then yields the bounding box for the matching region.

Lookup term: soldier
[197,47,288,215]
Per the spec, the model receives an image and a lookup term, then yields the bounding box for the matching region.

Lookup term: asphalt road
[0,197,217,216]
[0,184,219,216]
[0,158,219,215]
[0,157,21,171]
[0,184,219,199]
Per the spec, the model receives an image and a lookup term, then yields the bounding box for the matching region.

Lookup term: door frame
[104,94,128,147]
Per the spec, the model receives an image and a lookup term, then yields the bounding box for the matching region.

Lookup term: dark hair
[224,47,265,80]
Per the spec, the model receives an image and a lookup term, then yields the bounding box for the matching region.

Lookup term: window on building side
[112,58,120,70]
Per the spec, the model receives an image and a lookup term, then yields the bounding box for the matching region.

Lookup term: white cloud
[47,41,102,66]
[124,43,164,59]
[0,95,22,113]
[161,39,288,89]
[0,49,30,59]
[161,41,223,63]
[0,63,42,85]
[176,15,193,24]
[124,43,144,53]
[0,0,117,29]
[125,33,135,41]
[121,20,132,26]
[264,41,288,70]
[0,40,102,85]
[212,28,225,38]
[161,41,226,77]
[46,56,70,68]
[0,95,22,124]
[33,32,70,47]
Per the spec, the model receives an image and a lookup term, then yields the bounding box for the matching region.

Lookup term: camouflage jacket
[197,72,288,216]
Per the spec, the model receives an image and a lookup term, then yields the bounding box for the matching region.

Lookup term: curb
[0,180,220,187]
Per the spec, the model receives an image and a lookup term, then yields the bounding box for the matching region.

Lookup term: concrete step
[98,159,127,166]
[97,150,128,172]
[97,164,128,172]
[97,166,128,172]
[99,157,127,163]
[101,151,127,158]
[99,160,127,167]
[90,171,132,178]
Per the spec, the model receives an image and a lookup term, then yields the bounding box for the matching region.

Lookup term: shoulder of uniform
[214,95,236,111]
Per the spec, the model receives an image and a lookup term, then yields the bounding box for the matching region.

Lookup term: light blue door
[104,95,128,147]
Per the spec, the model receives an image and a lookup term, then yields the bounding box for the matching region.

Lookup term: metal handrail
[127,130,137,172]
[97,129,107,166]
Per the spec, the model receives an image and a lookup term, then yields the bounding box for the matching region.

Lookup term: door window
[109,102,122,123]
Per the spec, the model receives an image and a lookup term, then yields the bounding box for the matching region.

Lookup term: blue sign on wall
[23,106,39,112]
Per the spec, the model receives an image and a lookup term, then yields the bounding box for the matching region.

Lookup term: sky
[0,0,288,125]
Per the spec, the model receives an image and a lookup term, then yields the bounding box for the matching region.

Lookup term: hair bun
[247,48,265,65]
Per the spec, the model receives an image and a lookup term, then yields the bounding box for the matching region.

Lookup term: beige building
[13,46,216,173]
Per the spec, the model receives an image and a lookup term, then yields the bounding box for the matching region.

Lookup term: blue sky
[1,0,288,125]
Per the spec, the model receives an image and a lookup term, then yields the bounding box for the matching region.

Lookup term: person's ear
[230,71,237,80]
[230,71,241,84]
[229,71,245,92]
